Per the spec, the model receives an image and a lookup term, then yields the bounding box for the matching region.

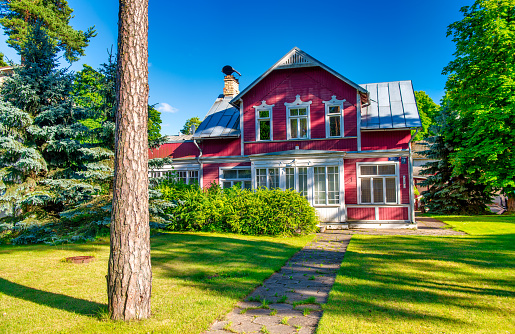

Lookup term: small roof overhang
[359,81,422,129]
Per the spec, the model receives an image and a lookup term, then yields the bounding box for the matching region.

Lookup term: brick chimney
[223,75,239,97]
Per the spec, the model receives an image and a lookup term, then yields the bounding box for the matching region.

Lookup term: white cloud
[161,123,170,127]
[156,103,178,113]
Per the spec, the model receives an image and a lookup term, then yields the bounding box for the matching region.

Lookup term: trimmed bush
[159,181,318,236]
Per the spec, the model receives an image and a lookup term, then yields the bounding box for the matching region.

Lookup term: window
[314,166,340,205]
[254,100,274,141]
[284,95,312,140]
[358,164,397,204]
[149,169,199,185]
[220,168,251,189]
[256,168,279,189]
[285,167,308,198]
[323,95,345,138]
[176,170,199,185]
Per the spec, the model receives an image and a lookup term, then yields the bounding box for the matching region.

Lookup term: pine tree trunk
[107,0,151,321]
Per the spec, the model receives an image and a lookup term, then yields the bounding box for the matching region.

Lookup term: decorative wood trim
[357,91,362,151]
[240,98,244,156]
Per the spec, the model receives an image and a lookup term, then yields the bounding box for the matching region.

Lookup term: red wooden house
[149,48,422,229]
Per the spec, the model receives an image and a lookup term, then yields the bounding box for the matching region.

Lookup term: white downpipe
[408,129,419,226]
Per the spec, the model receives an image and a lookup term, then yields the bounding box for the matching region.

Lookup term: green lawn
[317,215,515,334]
[0,232,313,333]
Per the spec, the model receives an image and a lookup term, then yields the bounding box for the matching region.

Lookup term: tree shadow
[0,277,105,316]
[321,233,515,329]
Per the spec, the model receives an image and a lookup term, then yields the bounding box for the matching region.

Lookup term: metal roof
[193,96,240,139]
[230,47,367,106]
[359,80,421,129]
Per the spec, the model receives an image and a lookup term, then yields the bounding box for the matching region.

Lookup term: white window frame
[357,162,399,204]
[284,94,312,140]
[219,167,252,189]
[323,95,346,138]
[254,100,274,141]
[255,167,280,189]
[313,166,340,205]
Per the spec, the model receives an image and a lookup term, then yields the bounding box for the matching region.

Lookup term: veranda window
[359,164,397,204]
[314,166,340,205]
[256,168,279,189]
[220,168,251,189]
[285,167,308,198]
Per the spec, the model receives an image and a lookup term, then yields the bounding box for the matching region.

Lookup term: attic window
[323,95,346,138]
[285,95,312,140]
[254,100,274,141]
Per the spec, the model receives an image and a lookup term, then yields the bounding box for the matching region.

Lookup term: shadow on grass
[322,233,515,329]
[150,233,306,299]
[0,277,105,316]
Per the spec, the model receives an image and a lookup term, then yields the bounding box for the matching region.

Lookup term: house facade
[149,48,422,229]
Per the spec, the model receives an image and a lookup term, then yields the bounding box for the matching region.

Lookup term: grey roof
[230,47,367,106]
[193,96,240,139]
[360,81,422,129]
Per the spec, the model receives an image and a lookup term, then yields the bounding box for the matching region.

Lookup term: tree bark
[107,0,151,321]
[508,197,515,212]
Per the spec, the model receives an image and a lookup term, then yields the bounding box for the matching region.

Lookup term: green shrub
[159,181,318,236]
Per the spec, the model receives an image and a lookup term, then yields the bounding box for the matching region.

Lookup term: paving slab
[202,234,351,334]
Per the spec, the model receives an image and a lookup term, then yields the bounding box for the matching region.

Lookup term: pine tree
[0,23,111,243]
[420,105,493,214]
[0,0,96,63]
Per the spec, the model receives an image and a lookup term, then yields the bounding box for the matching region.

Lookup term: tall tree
[0,23,111,233]
[0,52,7,67]
[420,104,492,214]
[0,0,96,63]
[443,0,515,210]
[412,91,439,141]
[180,116,201,135]
[107,0,151,321]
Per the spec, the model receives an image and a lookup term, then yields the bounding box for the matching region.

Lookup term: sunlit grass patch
[317,215,515,334]
[0,232,313,333]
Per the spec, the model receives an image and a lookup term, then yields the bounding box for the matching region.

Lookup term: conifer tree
[420,105,492,214]
[0,23,111,242]
[0,0,96,63]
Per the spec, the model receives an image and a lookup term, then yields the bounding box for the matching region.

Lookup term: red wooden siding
[344,159,358,204]
[149,142,199,159]
[246,138,357,155]
[379,207,409,220]
[361,130,411,150]
[242,67,358,143]
[202,162,251,188]
[347,207,375,220]
[201,138,241,157]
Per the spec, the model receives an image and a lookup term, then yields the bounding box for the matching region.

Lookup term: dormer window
[254,100,274,141]
[323,95,346,138]
[285,95,312,140]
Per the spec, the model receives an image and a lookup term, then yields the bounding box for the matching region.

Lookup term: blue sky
[0,0,469,136]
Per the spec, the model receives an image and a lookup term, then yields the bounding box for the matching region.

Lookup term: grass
[0,231,313,333]
[317,214,515,333]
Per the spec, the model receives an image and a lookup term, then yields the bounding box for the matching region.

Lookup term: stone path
[203,234,352,334]
[325,216,466,236]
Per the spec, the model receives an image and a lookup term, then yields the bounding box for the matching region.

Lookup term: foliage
[442,0,515,198]
[0,0,96,63]
[420,106,492,214]
[0,52,7,67]
[72,53,163,147]
[412,91,440,140]
[180,116,201,135]
[159,181,318,236]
